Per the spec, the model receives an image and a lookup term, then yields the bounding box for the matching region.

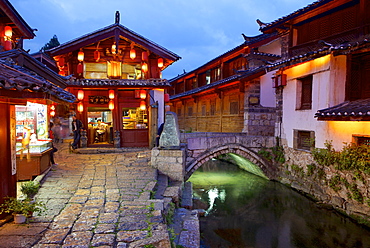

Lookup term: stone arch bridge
[181,132,278,180]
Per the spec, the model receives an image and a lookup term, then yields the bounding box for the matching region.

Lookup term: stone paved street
[0,143,171,248]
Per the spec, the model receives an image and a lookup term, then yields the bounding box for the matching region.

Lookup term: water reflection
[189,159,370,248]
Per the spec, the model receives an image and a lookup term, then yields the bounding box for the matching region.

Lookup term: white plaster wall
[150,89,165,126]
[281,54,362,150]
[260,71,276,107]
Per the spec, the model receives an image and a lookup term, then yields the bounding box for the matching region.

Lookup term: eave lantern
[77,49,84,62]
[142,62,148,73]
[158,58,164,68]
[4,26,12,38]
[130,44,136,60]
[77,90,84,101]
[50,105,56,117]
[77,102,84,113]
[142,51,148,61]
[94,50,100,62]
[108,89,115,99]
[164,93,170,103]
[140,89,146,99]
[109,100,114,110]
[140,100,146,110]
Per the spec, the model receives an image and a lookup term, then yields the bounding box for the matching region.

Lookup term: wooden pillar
[0,104,17,217]
[149,103,158,148]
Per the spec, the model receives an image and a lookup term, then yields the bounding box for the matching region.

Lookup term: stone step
[181,181,193,209]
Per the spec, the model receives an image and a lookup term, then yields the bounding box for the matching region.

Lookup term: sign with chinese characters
[89,96,109,104]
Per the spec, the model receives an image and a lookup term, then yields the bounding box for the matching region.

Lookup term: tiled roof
[169,33,277,83]
[67,78,171,88]
[260,0,332,32]
[0,59,76,103]
[315,98,370,121]
[266,37,370,71]
[170,66,265,100]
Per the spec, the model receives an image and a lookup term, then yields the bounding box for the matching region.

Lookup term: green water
[189,160,370,248]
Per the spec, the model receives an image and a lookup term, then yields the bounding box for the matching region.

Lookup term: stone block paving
[0,143,171,248]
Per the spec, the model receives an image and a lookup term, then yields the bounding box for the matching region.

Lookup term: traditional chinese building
[0,0,75,212]
[169,32,280,135]
[46,12,180,148]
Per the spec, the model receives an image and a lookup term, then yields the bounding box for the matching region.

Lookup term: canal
[188,159,370,248]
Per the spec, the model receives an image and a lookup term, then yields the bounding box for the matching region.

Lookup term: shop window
[230,101,239,115]
[294,130,315,151]
[122,108,147,129]
[297,75,313,110]
[85,62,107,79]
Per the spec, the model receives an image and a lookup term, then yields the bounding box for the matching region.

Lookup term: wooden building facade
[169,33,280,135]
[0,0,75,213]
[46,12,180,148]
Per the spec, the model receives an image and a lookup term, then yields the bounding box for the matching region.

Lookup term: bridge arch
[185,143,276,180]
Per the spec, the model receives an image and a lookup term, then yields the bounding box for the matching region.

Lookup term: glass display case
[122,108,148,129]
[16,140,52,154]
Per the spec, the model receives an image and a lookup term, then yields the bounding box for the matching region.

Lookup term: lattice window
[201,105,206,116]
[210,101,216,116]
[294,130,315,151]
[353,135,370,146]
[230,101,239,115]
[188,107,193,116]
[298,75,313,110]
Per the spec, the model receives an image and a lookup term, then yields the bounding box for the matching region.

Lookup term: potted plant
[20,181,40,199]
[0,197,46,223]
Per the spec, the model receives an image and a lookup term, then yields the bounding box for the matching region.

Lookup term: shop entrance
[87,107,113,146]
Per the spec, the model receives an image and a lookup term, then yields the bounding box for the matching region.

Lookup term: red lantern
[108,100,114,110]
[4,26,12,37]
[77,90,84,101]
[142,62,148,73]
[158,58,164,68]
[140,100,146,110]
[77,63,83,74]
[164,93,170,103]
[94,50,100,61]
[140,89,146,99]
[4,40,12,51]
[108,89,115,99]
[50,110,56,117]
[50,105,55,110]
[142,51,148,61]
[130,48,136,60]
[77,102,84,113]
[77,50,84,62]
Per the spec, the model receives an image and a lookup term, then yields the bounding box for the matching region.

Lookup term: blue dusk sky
[11,0,314,79]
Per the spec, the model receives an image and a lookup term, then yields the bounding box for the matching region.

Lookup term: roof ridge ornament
[115,11,120,24]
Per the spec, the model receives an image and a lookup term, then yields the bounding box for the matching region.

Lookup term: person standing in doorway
[71,115,83,149]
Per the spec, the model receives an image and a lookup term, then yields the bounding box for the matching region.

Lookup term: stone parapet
[151,148,185,182]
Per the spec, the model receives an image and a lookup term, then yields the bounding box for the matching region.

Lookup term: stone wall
[151,148,185,182]
[278,146,370,219]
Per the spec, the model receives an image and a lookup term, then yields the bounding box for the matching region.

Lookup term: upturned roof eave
[47,23,181,61]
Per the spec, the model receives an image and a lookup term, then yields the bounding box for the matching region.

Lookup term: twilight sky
[12,0,314,79]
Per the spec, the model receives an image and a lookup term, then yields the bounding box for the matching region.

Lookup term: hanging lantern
[140,100,146,110]
[77,90,84,101]
[108,89,115,99]
[77,63,83,74]
[140,89,146,99]
[77,102,84,113]
[108,100,115,110]
[158,58,164,68]
[77,49,84,62]
[50,105,55,110]
[111,43,117,54]
[142,62,148,73]
[130,48,136,60]
[4,26,12,37]
[94,50,100,62]
[4,40,11,51]
[142,51,148,61]
[50,110,56,117]
[164,93,170,103]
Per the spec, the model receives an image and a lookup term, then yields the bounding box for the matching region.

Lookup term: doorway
[87,107,113,146]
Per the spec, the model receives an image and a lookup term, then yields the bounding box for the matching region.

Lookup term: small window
[188,107,193,116]
[353,135,370,146]
[201,105,206,116]
[210,102,216,116]
[294,130,315,151]
[298,75,313,110]
[230,101,239,115]
[177,108,182,116]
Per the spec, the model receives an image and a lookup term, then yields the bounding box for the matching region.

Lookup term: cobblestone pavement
[0,143,171,248]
